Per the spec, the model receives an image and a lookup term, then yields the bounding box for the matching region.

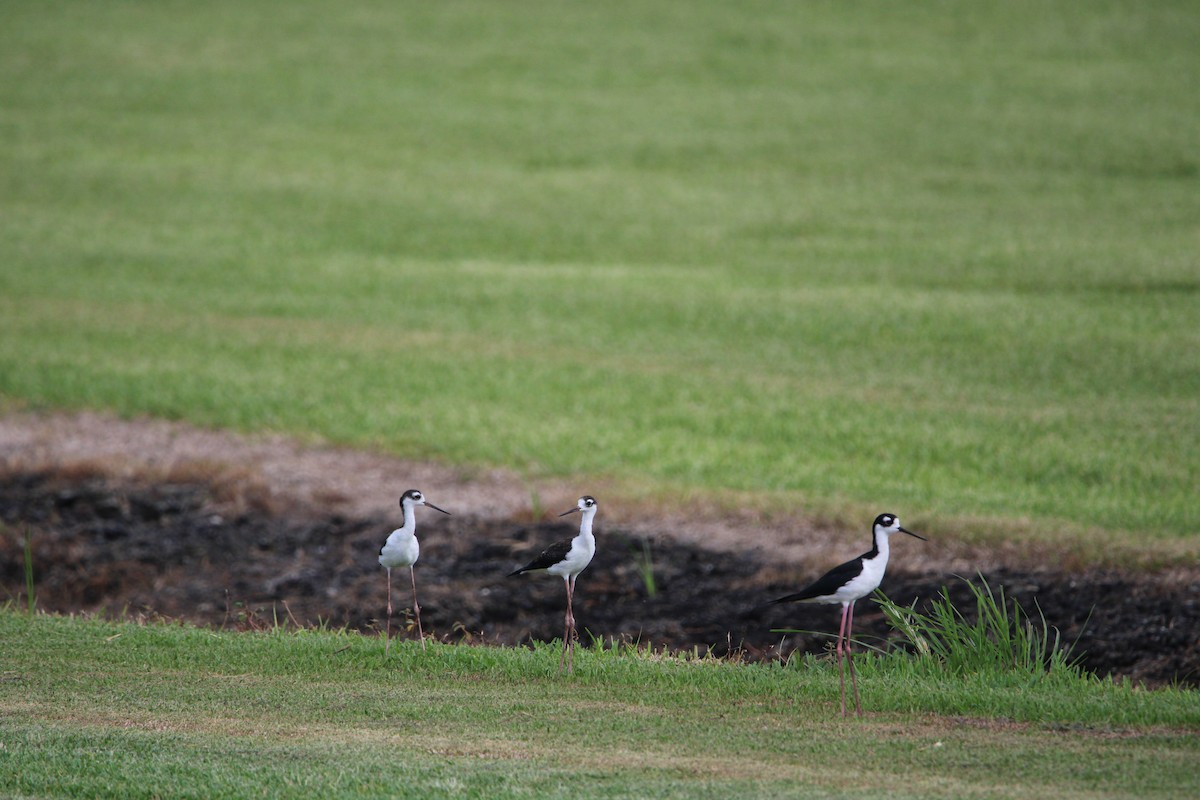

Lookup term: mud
[2,471,1197,687]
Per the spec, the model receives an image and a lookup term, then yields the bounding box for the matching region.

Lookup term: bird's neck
[869,528,890,562]
[399,503,417,535]
[577,509,597,539]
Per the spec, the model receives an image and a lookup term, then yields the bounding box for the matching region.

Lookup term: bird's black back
[509,538,573,576]
[769,551,871,604]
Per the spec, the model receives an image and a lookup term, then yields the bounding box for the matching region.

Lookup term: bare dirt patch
[1,411,1198,687]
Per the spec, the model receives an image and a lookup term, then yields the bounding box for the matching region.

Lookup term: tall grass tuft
[633,537,658,599]
[23,526,35,615]
[876,574,1087,680]
[526,482,544,522]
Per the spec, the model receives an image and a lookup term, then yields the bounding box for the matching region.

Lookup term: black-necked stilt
[769,513,926,716]
[378,489,450,654]
[509,495,598,675]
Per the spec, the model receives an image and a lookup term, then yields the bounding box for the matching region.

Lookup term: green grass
[1,609,1198,799]
[877,575,1086,679]
[1,1,1198,552]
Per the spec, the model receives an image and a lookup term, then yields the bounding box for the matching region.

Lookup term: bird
[768,513,926,716]
[378,489,450,654]
[509,495,598,675]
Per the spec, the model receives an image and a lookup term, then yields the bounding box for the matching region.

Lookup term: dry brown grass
[3,409,1196,571]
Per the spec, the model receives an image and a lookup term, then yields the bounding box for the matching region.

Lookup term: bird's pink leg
[385,568,393,657]
[559,577,571,674]
[567,574,577,674]
[410,566,425,651]
[837,602,850,716]
[846,601,861,716]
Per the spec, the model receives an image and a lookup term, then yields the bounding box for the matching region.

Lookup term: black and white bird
[769,513,926,716]
[509,495,598,675]
[378,489,450,654]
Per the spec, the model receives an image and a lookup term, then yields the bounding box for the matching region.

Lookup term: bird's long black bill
[426,502,451,516]
[900,527,926,541]
[558,507,581,517]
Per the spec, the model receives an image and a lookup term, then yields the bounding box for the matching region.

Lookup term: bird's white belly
[379,530,419,568]
[546,536,595,578]
[832,556,887,603]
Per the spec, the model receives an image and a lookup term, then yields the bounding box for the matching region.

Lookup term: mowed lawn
[1,1,1198,553]
[2,611,1198,799]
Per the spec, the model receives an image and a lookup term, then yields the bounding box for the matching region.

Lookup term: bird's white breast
[546,533,596,578]
[379,528,419,568]
[832,552,888,603]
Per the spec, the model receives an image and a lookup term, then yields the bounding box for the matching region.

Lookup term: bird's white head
[559,495,597,517]
[873,512,926,541]
[400,489,451,516]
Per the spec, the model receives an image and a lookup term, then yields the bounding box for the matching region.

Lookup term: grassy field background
[1,1,1198,551]
[2,610,1198,799]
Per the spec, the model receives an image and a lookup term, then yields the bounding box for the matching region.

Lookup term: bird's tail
[745,593,807,615]
[766,591,813,605]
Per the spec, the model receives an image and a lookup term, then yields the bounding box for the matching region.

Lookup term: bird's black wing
[769,556,864,604]
[509,539,573,576]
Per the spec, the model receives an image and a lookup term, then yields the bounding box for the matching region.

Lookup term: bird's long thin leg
[567,574,577,674]
[846,601,861,716]
[385,567,393,657]
[410,565,425,651]
[559,577,571,674]
[836,602,850,717]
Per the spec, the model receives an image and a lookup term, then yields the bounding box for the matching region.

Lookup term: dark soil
[3,472,1198,687]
